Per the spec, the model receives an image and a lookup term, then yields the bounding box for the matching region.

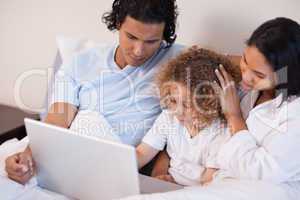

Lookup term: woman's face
[240,46,278,91]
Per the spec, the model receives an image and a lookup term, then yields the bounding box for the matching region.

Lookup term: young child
[136,47,241,186]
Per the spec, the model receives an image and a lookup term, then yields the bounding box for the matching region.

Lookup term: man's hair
[157,46,241,123]
[247,17,300,97]
[102,0,178,47]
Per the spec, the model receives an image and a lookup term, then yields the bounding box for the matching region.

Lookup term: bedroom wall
[0,0,299,112]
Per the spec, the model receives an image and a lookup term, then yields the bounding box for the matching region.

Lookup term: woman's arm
[217,126,300,183]
[201,168,218,185]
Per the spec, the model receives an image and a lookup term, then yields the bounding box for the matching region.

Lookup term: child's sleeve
[142,111,171,151]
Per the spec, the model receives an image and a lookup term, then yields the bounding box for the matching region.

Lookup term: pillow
[40,36,96,120]
[56,35,95,65]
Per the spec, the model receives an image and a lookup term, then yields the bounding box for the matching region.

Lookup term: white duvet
[1,138,299,200]
[0,138,70,200]
[118,180,300,200]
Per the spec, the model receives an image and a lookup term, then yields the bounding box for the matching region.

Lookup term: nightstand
[0,104,39,144]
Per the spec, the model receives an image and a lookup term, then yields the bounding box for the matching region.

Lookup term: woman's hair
[247,17,300,96]
[157,46,241,123]
[102,0,178,48]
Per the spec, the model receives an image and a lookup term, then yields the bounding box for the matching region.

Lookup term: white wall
[1,0,299,112]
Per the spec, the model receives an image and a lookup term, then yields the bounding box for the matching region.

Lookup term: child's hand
[200,168,218,186]
[155,174,176,183]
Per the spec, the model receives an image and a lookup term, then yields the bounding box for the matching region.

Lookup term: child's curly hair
[157,46,241,123]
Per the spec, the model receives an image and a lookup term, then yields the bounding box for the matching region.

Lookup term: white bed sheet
[118,179,300,200]
[1,138,299,200]
[0,137,70,200]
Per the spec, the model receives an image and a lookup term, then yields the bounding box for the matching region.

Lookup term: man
[5,0,183,184]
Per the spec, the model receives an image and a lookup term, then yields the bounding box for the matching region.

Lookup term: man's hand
[5,147,35,185]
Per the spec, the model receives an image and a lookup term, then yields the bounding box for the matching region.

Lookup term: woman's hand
[5,146,35,185]
[200,168,218,186]
[215,65,247,134]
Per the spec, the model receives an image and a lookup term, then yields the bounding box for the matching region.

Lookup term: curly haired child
[136,46,241,186]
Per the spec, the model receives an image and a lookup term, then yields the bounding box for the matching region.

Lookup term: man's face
[116,16,165,68]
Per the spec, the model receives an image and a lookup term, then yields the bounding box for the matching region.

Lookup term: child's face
[165,82,200,126]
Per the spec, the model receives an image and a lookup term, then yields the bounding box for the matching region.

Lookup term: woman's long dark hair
[247,17,300,97]
[102,0,178,48]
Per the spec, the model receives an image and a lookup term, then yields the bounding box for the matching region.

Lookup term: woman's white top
[217,92,300,183]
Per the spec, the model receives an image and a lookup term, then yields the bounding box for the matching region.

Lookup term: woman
[119,17,300,200]
[215,17,300,184]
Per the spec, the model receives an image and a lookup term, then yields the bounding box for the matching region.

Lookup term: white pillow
[40,36,96,120]
[56,35,96,65]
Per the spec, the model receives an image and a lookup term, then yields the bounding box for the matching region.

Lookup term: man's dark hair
[102,0,178,47]
[247,17,300,97]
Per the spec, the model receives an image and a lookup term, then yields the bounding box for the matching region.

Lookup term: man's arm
[44,102,78,128]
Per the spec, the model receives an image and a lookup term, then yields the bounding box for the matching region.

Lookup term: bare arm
[44,102,78,128]
[23,103,77,151]
[136,143,159,169]
[151,150,170,177]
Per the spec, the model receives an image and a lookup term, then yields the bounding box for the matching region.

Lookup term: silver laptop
[25,118,182,200]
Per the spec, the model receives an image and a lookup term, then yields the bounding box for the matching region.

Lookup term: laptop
[25,118,182,200]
